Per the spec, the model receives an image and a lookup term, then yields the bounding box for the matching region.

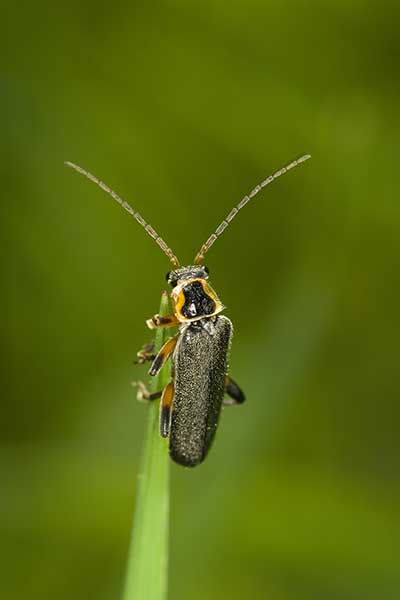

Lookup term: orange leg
[149,336,178,377]
[159,382,174,438]
[146,313,179,330]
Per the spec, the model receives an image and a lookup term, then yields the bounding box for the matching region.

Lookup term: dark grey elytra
[65,154,311,466]
[170,312,232,466]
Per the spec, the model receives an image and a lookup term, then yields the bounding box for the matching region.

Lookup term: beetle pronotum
[65,154,310,466]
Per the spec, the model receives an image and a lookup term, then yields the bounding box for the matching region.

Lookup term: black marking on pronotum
[65,154,311,467]
[181,281,216,319]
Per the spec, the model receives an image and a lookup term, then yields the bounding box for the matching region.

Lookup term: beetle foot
[134,341,156,364]
[131,380,162,402]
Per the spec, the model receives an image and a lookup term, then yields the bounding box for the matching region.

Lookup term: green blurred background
[2,1,400,599]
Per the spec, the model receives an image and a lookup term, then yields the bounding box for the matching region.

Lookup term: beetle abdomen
[169,316,232,467]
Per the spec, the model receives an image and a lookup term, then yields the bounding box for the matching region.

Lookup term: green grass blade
[123,292,171,600]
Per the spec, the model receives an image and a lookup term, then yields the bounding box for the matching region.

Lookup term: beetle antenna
[65,161,180,267]
[194,154,311,264]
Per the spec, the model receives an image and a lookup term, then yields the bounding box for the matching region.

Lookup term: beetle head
[166,265,209,287]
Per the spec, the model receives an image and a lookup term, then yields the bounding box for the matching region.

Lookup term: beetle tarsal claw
[132,380,163,402]
[146,317,157,329]
[131,380,147,401]
[135,341,156,364]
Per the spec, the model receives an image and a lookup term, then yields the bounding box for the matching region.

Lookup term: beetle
[65,154,310,466]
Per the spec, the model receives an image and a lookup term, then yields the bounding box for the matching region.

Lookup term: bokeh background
[2,2,400,599]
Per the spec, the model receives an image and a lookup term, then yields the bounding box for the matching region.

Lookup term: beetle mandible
[65,154,310,466]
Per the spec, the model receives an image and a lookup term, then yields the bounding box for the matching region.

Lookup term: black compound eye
[166,272,177,287]
[203,265,209,275]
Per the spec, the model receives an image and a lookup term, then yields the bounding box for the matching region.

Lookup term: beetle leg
[160,382,174,438]
[146,313,179,329]
[135,341,156,364]
[132,380,162,402]
[149,336,178,377]
[223,376,246,405]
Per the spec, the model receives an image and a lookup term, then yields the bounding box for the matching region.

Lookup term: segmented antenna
[194,154,311,264]
[65,161,180,267]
